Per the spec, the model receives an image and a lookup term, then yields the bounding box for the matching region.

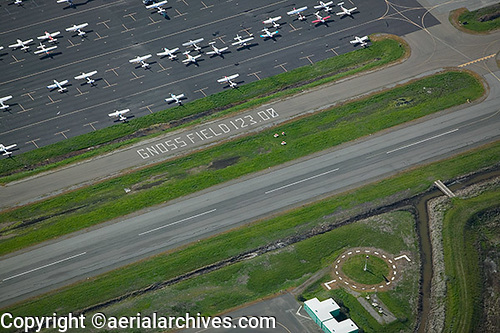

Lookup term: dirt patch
[208,156,240,170]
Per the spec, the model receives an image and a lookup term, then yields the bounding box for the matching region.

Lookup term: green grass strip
[443,189,500,332]
[0,71,485,256]
[0,37,406,182]
[3,138,499,320]
[451,4,500,32]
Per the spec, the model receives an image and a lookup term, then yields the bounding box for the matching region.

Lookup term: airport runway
[0,0,438,152]
[1,69,499,307]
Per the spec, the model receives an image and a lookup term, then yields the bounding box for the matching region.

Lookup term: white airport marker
[2,252,87,282]
[386,128,459,154]
[265,168,339,194]
[139,209,217,236]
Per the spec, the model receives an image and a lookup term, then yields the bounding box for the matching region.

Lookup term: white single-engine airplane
[165,93,186,105]
[34,43,58,55]
[66,23,88,37]
[37,31,61,43]
[260,27,279,40]
[9,39,34,51]
[314,1,334,12]
[182,51,201,64]
[13,0,23,6]
[287,6,308,21]
[0,96,13,110]
[206,42,229,57]
[350,35,369,47]
[47,79,69,93]
[0,143,17,157]
[263,16,282,28]
[74,70,98,85]
[312,11,331,25]
[129,54,152,68]
[336,2,358,17]
[108,109,130,122]
[231,34,254,48]
[217,74,239,88]
[57,0,74,6]
[157,47,179,60]
[146,0,168,16]
[182,38,204,52]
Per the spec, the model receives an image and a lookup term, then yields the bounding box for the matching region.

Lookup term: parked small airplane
[263,16,282,28]
[74,70,98,85]
[206,42,229,57]
[314,1,334,12]
[231,34,254,48]
[0,143,17,157]
[146,0,168,16]
[165,93,186,105]
[0,46,3,51]
[47,79,69,93]
[0,96,13,110]
[34,43,58,55]
[157,47,179,60]
[108,109,130,122]
[13,0,23,5]
[57,0,74,6]
[182,51,201,64]
[9,39,34,51]
[287,6,308,21]
[37,31,61,43]
[350,35,369,47]
[312,11,331,25]
[182,38,204,52]
[129,54,152,68]
[66,23,88,37]
[336,2,357,17]
[260,27,279,40]
[217,74,239,88]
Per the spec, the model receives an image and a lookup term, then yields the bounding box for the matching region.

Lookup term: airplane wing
[75,71,97,80]
[227,74,239,80]
[66,26,77,32]
[8,42,21,48]
[359,36,369,42]
[146,0,168,9]
[59,79,69,86]
[47,83,58,89]
[0,96,13,103]
[3,144,17,150]
[34,45,57,54]
[263,16,281,24]
[108,109,130,117]
[287,6,307,15]
[183,38,204,47]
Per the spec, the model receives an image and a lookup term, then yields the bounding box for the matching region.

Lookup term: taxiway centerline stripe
[2,252,87,282]
[138,208,217,236]
[265,168,340,194]
[386,128,459,154]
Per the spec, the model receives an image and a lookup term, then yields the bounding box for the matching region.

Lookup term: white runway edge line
[139,209,217,236]
[386,128,459,154]
[2,252,87,282]
[265,168,340,194]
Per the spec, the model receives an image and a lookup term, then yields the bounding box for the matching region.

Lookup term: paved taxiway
[0,0,438,152]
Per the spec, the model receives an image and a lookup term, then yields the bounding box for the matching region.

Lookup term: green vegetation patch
[0,37,407,182]
[0,70,485,256]
[453,4,500,32]
[342,255,390,285]
[443,187,500,332]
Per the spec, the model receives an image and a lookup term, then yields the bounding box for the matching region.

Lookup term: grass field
[3,140,499,328]
[0,70,485,256]
[442,187,500,332]
[342,255,390,285]
[0,37,407,183]
[451,4,500,32]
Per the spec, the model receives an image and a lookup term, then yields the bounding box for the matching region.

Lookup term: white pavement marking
[394,254,412,262]
[386,128,459,154]
[265,168,339,194]
[138,209,217,236]
[2,252,87,282]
